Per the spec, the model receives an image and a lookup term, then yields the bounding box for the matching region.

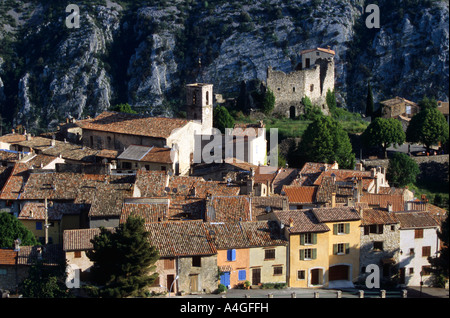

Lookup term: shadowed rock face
[0,0,448,132]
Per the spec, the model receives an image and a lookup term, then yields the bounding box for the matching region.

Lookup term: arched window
[206,91,209,105]
[289,106,296,119]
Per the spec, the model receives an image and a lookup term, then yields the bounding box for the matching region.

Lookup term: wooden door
[190,274,199,292]
[252,268,261,286]
[311,269,321,285]
[329,265,349,281]
[167,274,175,293]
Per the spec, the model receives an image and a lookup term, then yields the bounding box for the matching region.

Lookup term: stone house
[146,220,218,295]
[0,244,64,292]
[394,211,441,287]
[116,144,177,174]
[266,47,335,118]
[381,96,420,119]
[437,101,449,124]
[359,207,401,286]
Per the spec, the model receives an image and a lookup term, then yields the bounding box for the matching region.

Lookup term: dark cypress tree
[366,81,374,118]
[86,216,159,298]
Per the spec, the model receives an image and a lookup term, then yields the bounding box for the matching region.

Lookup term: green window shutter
[300,249,305,260]
[333,224,338,235]
[345,223,350,234]
[345,243,350,254]
[312,248,317,260]
[333,244,338,255]
[300,234,305,245]
[312,233,317,244]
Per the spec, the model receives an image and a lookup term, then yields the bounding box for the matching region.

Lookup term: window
[227,249,236,261]
[409,248,415,255]
[333,243,350,255]
[316,51,320,56]
[301,233,317,245]
[161,166,166,171]
[293,87,296,92]
[122,162,132,170]
[192,256,201,267]
[0,269,6,275]
[409,268,414,275]
[300,248,317,260]
[373,241,384,251]
[74,251,82,258]
[36,222,43,230]
[206,91,209,105]
[415,229,424,238]
[273,266,283,276]
[310,84,314,92]
[391,225,396,231]
[422,246,431,257]
[238,270,246,281]
[298,270,306,280]
[334,223,350,235]
[265,249,275,260]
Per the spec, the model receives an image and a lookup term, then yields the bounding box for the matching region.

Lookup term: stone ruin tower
[266,47,335,118]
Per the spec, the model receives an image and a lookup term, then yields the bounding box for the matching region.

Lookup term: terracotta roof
[88,183,133,218]
[63,228,111,251]
[168,197,205,220]
[0,163,30,200]
[300,47,336,55]
[361,208,398,226]
[17,245,64,266]
[296,162,327,186]
[282,185,317,204]
[240,221,287,247]
[117,145,173,164]
[120,199,170,224]
[78,111,190,139]
[145,221,217,257]
[274,210,330,234]
[393,211,440,229]
[0,249,18,265]
[380,96,418,107]
[0,133,27,144]
[250,196,288,218]
[313,169,374,191]
[134,170,169,197]
[206,196,252,222]
[315,177,354,204]
[18,202,84,222]
[0,166,13,192]
[360,193,405,212]
[205,222,250,249]
[312,206,361,223]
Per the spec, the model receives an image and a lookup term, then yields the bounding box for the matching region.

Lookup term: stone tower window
[293,87,296,92]
[206,91,209,105]
[310,84,314,92]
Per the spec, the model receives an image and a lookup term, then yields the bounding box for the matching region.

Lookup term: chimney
[26,134,32,141]
[282,198,288,211]
[355,162,363,171]
[331,193,336,208]
[289,217,294,228]
[51,139,56,147]
[387,202,393,212]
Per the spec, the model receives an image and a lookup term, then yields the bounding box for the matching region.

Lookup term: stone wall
[178,255,217,295]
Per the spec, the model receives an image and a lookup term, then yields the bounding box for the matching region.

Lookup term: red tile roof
[274,210,330,234]
[312,206,361,223]
[282,185,317,204]
[120,199,170,224]
[206,196,252,222]
[393,211,441,229]
[78,111,190,139]
[145,220,217,257]
[360,193,405,212]
[361,208,398,226]
[0,249,18,265]
[63,228,112,251]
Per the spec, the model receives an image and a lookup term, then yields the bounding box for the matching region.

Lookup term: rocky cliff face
[0,0,448,133]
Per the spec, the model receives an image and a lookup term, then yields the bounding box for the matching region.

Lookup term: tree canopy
[109,103,137,114]
[386,152,420,187]
[0,212,39,248]
[86,216,159,298]
[297,116,355,169]
[326,89,337,115]
[362,117,405,158]
[213,105,235,134]
[406,107,449,152]
[261,88,275,115]
[418,96,438,111]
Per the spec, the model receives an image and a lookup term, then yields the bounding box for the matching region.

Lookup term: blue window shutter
[238,270,246,281]
[227,249,232,261]
[36,222,42,230]
[232,249,236,261]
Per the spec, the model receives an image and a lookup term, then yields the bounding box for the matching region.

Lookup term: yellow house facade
[274,206,361,288]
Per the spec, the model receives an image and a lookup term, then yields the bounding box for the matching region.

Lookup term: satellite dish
[164,187,171,193]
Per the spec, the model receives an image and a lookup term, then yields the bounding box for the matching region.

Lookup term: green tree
[361,117,406,159]
[86,216,159,298]
[109,103,137,114]
[298,116,355,169]
[262,88,275,115]
[386,152,420,187]
[213,105,235,134]
[326,89,337,115]
[19,257,70,298]
[406,107,449,153]
[302,96,322,120]
[366,81,374,117]
[0,213,39,248]
[418,96,438,111]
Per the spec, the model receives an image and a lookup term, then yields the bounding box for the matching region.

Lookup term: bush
[216,284,228,293]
